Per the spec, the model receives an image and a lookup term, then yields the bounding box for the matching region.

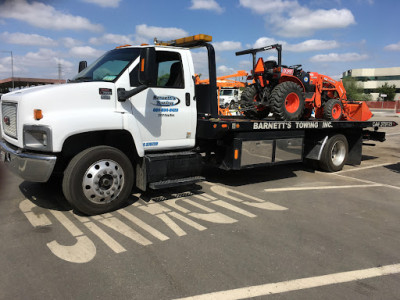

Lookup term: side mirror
[139,48,157,86]
[78,61,87,73]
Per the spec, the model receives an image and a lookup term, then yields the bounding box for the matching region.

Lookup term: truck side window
[156,51,184,88]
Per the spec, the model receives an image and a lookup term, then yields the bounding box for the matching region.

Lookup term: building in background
[342,67,400,101]
[0,77,65,95]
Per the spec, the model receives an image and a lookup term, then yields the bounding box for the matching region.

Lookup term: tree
[342,77,372,101]
[376,82,396,101]
[157,73,170,86]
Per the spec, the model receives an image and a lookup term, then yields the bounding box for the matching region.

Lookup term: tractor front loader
[235,44,372,121]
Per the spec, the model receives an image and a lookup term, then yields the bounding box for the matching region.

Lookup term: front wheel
[324,99,343,121]
[62,146,134,215]
[319,134,348,172]
[271,81,305,121]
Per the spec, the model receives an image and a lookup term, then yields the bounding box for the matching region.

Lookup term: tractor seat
[264,60,277,76]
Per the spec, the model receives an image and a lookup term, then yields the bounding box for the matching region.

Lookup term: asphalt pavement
[0,115,400,300]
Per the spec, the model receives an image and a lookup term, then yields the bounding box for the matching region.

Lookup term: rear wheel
[239,85,269,119]
[324,99,343,121]
[319,134,348,172]
[62,146,134,215]
[271,81,305,121]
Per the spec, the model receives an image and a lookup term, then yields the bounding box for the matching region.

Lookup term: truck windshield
[220,90,233,96]
[72,48,140,82]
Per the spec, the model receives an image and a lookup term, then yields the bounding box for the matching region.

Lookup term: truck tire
[324,99,343,121]
[319,134,348,172]
[62,146,134,215]
[271,81,305,121]
[239,85,269,119]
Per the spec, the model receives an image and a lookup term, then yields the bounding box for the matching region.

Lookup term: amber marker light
[34,109,43,120]
[141,58,145,72]
[234,149,239,160]
[115,44,131,49]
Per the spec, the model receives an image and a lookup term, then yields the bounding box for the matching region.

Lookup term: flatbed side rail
[196,119,398,138]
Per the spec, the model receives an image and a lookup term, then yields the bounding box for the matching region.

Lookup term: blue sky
[0,0,399,81]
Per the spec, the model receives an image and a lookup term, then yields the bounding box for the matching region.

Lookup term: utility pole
[58,63,62,81]
[1,50,14,90]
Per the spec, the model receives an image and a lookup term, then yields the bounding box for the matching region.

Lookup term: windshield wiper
[71,76,93,82]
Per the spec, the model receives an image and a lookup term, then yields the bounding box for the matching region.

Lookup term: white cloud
[0,47,76,78]
[286,40,340,52]
[217,65,235,75]
[252,37,339,52]
[189,0,224,13]
[240,0,299,14]
[191,50,209,77]
[0,0,102,31]
[23,49,59,65]
[135,24,188,42]
[0,32,57,46]
[358,0,374,4]
[60,37,84,48]
[239,0,355,37]
[239,60,252,69]
[266,55,278,61]
[310,52,368,62]
[82,0,121,8]
[16,48,72,72]
[90,34,134,45]
[0,64,9,74]
[253,37,281,49]
[276,8,356,37]
[213,41,242,51]
[384,41,400,51]
[69,46,104,59]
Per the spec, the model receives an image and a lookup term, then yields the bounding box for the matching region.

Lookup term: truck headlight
[23,125,52,152]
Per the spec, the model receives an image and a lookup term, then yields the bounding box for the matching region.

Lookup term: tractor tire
[323,99,343,121]
[239,85,269,119]
[319,134,348,172]
[62,146,134,215]
[271,81,305,121]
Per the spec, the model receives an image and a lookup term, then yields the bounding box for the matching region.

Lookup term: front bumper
[0,139,57,182]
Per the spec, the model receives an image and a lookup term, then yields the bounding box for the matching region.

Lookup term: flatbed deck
[196,116,398,139]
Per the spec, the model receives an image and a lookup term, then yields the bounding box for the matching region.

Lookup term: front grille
[1,102,18,139]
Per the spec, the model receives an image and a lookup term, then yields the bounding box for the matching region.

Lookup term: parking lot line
[264,184,382,192]
[332,173,400,191]
[336,162,399,174]
[176,263,400,300]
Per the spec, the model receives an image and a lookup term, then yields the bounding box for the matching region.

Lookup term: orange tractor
[236,44,372,121]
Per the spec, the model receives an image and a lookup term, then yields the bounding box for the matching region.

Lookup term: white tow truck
[219,88,240,108]
[0,34,397,215]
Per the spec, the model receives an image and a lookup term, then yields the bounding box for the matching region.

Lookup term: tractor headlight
[23,125,52,152]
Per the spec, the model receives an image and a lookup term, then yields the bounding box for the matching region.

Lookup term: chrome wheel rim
[82,159,124,204]
[331,141,346,166]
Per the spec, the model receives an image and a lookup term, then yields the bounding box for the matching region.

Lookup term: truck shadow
[202,162,309,187]
[361,155,379,161]
[19,179,72,212]
[18,178,203,214]
[18,159,385,213]
[384,162,400,174]
[18,177,140,215]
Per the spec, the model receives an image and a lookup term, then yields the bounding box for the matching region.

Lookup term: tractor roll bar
[235,44,282,70]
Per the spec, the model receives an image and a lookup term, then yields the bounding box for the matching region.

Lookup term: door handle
[186,93,190,106]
